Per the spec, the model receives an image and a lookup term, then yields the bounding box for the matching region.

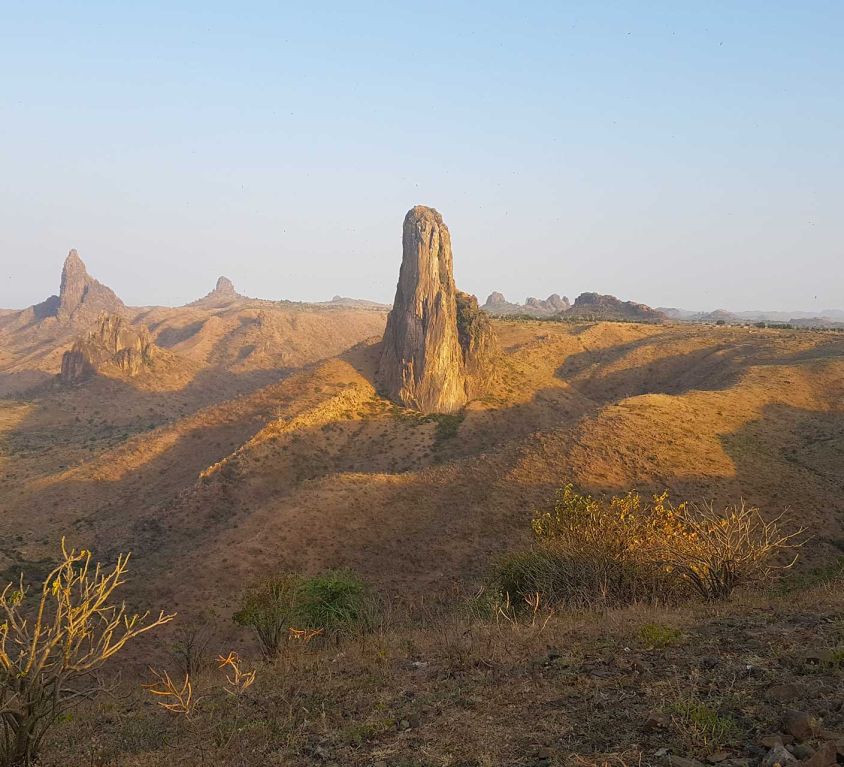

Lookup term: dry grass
[32,577,844,766]
[0,321,841,653]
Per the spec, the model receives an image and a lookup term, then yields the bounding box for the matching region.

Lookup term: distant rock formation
[60,314,156,384]
[482,292,570,317]
[56,250,125,322]
[565,293,665,323]
[378,206,496,413]
[322,295,391,310]
[192,276,243,306]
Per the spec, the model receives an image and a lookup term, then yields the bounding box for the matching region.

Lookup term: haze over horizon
[2,2,842,313]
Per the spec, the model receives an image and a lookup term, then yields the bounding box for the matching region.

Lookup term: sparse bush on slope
[493,484,804,608]
[0,540,173,767]
[233,570,374,657]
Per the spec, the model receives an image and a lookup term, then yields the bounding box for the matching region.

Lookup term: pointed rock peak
[59,249,88,303]
[63,248,86,272]
[56,249,124,322]
[192,275,243,305]
[214,276,236,295]
[485,291,506,306]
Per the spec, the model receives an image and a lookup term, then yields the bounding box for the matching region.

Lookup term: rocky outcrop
[456,291,497,399]
[564,292,665,323]
[57,250,125,322]
[60,314,156,384]
[192,276,243,306]
[482,292,570,317]
[378,206,496,413]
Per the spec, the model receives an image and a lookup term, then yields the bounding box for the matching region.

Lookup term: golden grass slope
[0,298,387,396]
[1,320,842,627]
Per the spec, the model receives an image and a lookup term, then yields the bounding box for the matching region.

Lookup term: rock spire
[378,206,495,413]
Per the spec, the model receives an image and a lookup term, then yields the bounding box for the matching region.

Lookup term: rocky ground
[39,569,844,767]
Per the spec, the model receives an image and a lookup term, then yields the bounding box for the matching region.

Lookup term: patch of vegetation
[429,412,465,444]
[0,541,172,767]
[639,623,682,648]
[233,569,375,657]
[491,485,805,609]
[669,698,740,749]
[775,556,844,594]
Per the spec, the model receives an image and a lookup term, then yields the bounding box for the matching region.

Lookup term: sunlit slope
[1,321,842,617]
[0,299,387,396]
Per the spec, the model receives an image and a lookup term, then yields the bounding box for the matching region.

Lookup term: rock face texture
[60,314,156,384]
[57,250,125,322]
[456,291,497,400]
[378,206,495,413]
[566,292,665,323]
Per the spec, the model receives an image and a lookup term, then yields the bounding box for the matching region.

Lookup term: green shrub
[233,570,374,656]
[296,569,372,635]
[233,575,301,657]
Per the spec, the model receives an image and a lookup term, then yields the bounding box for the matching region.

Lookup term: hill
[2,319,841,624]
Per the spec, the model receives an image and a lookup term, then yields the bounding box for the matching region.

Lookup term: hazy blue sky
[2,1,842,312]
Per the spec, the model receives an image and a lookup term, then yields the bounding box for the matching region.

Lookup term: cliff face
[378,206,467,413]
[456,291,497,400]
[378,206,496,413]
[60,314,156,384]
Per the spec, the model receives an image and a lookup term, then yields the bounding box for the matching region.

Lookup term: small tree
[0,540,174,766]
[233,575,301,658]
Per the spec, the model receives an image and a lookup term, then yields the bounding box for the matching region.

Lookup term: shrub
[492,542,675,609]
[493,485,804,608]
[233,570,373,656]
[232,575,301,658]
[296,570,372,636]
[661,500,805,600]
[0,540,173,767]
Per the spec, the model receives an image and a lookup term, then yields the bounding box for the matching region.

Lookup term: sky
[1,1,842,312]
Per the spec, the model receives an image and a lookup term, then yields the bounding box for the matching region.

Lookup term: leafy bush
[233,570,374,657]
[492,485,804,609]
[296,570,372,635]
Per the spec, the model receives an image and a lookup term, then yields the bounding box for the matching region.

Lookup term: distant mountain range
[658,307,844,328]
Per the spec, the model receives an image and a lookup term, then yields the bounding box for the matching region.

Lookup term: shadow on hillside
[556,340,748,402]
[2,324,843,628]
[718,402,844,546]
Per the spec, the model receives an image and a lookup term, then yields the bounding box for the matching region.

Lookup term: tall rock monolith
[378,205,495,413]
